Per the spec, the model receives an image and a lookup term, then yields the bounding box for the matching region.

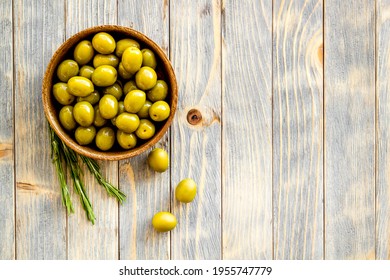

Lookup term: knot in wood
[187,109,202,125]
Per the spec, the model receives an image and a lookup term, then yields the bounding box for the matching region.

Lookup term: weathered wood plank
[273,0,323,259]
[14,0,67,259]
[117,0,171,260]
[170,0,222,259]
[222,0,272,259]
[324,0,375,259]
[376,0,390,260]
[66,0,119,260]
[0,0,15,260]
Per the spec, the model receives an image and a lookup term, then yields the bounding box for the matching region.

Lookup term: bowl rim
[42,25,177,161]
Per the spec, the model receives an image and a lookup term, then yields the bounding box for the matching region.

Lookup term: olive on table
[67,76,94,97]
[116,130,137,149]
[135,66,157,91]
[95,127,115,151]
[77,90,100,105]
[152,212,177,232]
[175,178,197,203]
[103,82,123,100]
[93,54,119,68]
[53,82,75,105]
[135,119,155,140]
[73,101,95,127]
[141,48,157,69]
[92,32,116,54]
[149,101,170,122]
[147,148,169,172]
[115,38,140,57]
[122,46,143,74]
[57,59,79,82]
[93,106,107,127]
[75,126,96,145]
[115,112,140,134]
[79,65,94,79]
[99,94,118,119]
[124,89,146,113]
[91,65,117,87]
[59,105,77,131]
[147,80,168,102]
[73,40,94,65]
[137,100,152,119]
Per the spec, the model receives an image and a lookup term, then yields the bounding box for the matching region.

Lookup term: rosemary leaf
[49,127,74,214]
[59,139,96,224]
[80,155,126,204]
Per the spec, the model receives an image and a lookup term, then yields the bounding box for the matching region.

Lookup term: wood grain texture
[222,0,272,259]
[171,0,222,259]
[324,0,376,259]
[66,0,119,260]
[14,0,66,259]
[376,0,390,260]
[273,0,323,259]
[118,0,171,260]
[0,0,15,260]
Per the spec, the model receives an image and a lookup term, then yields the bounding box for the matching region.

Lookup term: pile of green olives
[53,32,171,151]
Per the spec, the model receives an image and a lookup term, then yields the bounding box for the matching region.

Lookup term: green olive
[75,126,96,145]
[93,54,119,68]
[57,59,79,82]
[59,105,77,131]
[118,101,125,114]
[53,82,75,105]
[135,119,155,140]
[103,82,123,100]
[79,65,94,79]
[95,127,115,151]
[135,66,157,91]
[77,90,100,105]
[122,47,143,74]
[115,38,140,57]
[92,32,116,54]
[91,65,117,87]
[99,94,118,119]
[123,80,138,95]
[124,89,146,113]
[152,212,177,232]
[73,101,95,127]
[149,101,170,122]
[137,100,152,118]
[73,40,94,65]
[116,130,137,149]
[110,117,117,126]
[147,80,168,102]
[115,112,140,133]
[118,62,133,80]
[147,148,169,172]
[93,105,107,127]
[141,49,157,69]
[67,76,94,97]
[175,178,197,203]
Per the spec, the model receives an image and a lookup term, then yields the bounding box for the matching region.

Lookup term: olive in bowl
[42,25,178,161]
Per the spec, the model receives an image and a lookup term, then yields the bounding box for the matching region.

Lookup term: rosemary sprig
[50,128,74,214]
[59,138,96,224]
[80,154,126,204]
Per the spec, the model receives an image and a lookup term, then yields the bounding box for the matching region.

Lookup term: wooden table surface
[0,0,389,260]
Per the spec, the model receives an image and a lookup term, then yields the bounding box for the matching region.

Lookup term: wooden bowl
[42,25,177,161]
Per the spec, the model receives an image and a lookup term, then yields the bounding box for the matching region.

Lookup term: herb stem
[59,138,96,224]
[80,155,126,204]
[49,127,74,214]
